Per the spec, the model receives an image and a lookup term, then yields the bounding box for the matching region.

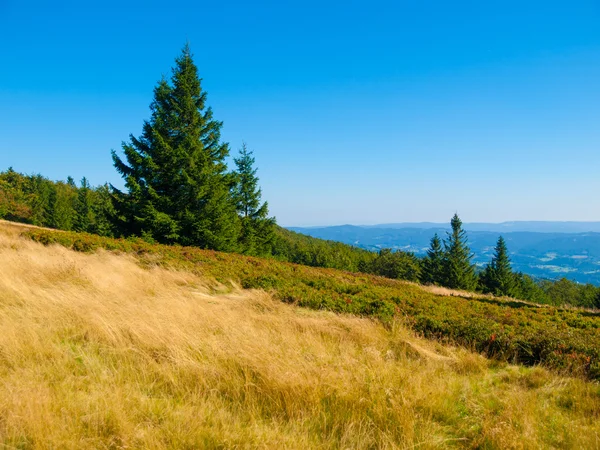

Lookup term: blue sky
[1,1,599,226]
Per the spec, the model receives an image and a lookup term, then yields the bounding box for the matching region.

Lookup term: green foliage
[111,45,240,250]
[0,169,113,234]
[272,227,377,272]
[420,233,444,285]
[233,143,275,256]
[363,248,421,282]
[0,181,7,219]
[26,174,54,226]
[0,168,33,222]
[90,184,117,237]
[513,272,547,303]
[272,229,420,282]
[24,226,600,380]
[480,236,517,297]
[442,214,478,290]
[539,278,600,308]
[49,181,77,230]
[75,177,94,232]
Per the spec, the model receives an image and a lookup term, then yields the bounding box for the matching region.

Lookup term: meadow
[22,223,600,381]
[1,221,600,448]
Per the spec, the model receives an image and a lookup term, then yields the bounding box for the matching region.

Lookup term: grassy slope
[0,221,600,448]
[18,222,600,381]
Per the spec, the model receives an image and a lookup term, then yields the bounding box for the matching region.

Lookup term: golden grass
[0,225,599,449]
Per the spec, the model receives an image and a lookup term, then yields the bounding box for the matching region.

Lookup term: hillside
[5,167,597,306]
[1,221,600,448]
[18,221,600,378]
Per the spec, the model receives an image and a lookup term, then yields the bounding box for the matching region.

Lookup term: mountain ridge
[293,221,600,233]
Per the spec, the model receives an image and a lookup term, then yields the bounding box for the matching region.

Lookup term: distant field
[1,221,600,448]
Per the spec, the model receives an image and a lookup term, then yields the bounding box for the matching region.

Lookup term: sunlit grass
[19,222,600,380]
[0,223,599,448]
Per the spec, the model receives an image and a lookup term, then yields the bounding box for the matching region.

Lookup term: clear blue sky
[1,1,599,226]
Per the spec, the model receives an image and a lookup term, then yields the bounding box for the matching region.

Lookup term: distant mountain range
[331,221,600,234]
[288,222,600,285]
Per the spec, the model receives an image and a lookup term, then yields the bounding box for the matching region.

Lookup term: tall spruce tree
[480,236,516,297]
[442,214,477,290]
[50,181,77,231]
[75,177,94,232]
[420,233,444,285]
[111,45,239,250]
[90,184,116,237]
[232,143,274,255]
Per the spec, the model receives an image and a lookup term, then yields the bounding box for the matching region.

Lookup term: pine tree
[442,214,477,290]
[49,181,77,231]
[75,177,94,232]
[111,44,239,250]
[420,233,444,285]
[27,174,54,226]
[480,236,516,297]
[232,143,274,255]
[90,184,116,237]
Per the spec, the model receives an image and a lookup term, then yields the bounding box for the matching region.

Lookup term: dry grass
[420,283,496,299]
[418,282,545,307]
[0,225,599,449]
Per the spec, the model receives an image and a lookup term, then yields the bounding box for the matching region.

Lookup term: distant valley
[288,222,600,285]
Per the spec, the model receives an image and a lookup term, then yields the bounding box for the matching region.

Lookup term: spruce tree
[420,233,444,285]
[480,236,516,297]
[50,181,77,231]
[75,177,94,232]
[232,143,274,255]
[27,174,53,226]
[111,45,239,250]
[442,214,477,290]
[90,184,116,237]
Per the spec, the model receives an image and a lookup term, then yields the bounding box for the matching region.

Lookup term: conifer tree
[232,143,274,255]
[90,184,116,237]
[420,233,444,285]
[111,45,239,250]
[50,181,77,231]
[27,174,53,226]
[442,214,477,290]
[75,177,94,232]
[480,236,516,296]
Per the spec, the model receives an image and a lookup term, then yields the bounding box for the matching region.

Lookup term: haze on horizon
[1,1,599,227]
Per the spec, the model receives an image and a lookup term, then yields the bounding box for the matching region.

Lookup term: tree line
[0,169,114,236]
[1,45,598,309]
[3,169,594,309]
[418,214,600,308]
